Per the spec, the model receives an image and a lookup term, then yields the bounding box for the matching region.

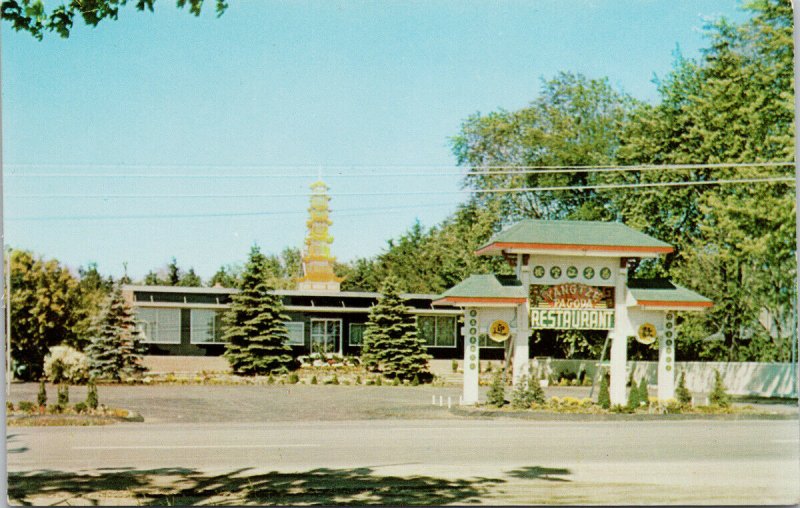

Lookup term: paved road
[7,419,800,505]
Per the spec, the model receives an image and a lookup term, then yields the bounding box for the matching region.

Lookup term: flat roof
[123,285,441,301]
[476,219,673,257]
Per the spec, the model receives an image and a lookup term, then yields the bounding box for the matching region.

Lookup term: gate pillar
[462,307,480,405]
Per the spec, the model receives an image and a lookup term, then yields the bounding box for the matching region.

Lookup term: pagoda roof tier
[433,274,527,307]
[626,278,712,311]
[476,219,673,258]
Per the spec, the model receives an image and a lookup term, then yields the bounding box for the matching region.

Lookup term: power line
[4,160,795,178]
[5,202,462,222]
[8,176,795,199]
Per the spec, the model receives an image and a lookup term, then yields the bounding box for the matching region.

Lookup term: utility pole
[1,34,8,398]
[793,0,799,399]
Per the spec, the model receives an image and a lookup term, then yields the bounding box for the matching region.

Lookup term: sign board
[530,283,615,330]
[488,320,511,342]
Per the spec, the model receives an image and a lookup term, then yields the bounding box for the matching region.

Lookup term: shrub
[18,401,36,413]
[57,384,69,406]
[411,374,420,386]
[44,345,89,384]
[325,375,340,385]
[74,402,88,413]
[37,380,47,407]
[375,376,382,386]
[288,373,300,384]
[310,376,318,385]
[709,370,730,407]
[637,377,649,407]
[392,377,400,386]
[597,374,610,409]
[7,401,15,412]
[675,371,691,406]
[627,381,640,410]
[267,375,275,385]
[511,375,546,409]
[355,375,362,385]
[86,380,99,410]
[451,359,458,373]
[487,370,505,407]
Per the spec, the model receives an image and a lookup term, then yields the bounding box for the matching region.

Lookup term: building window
[310,319,341,354]
[137,308,181,344]
[286,322,305,345]
[190,309,226,344]
[417,315,457,347]
[349,323,367,346]
[479,334,505,349]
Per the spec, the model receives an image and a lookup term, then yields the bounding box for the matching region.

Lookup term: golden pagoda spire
[297,180,344,291]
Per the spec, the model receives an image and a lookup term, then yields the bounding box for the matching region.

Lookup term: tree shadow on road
[9,467,504,505]
[506,466,572,482]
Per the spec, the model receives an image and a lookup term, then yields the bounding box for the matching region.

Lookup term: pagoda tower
[297,181,344,292]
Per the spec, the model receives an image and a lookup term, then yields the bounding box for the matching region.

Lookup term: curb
[449,406,799,421]
[7,409,144,425]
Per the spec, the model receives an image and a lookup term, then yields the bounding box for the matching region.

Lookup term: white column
[657,311,676,400]
[462,307,480,405]
[512,263,531,385]
[609,261,629,406]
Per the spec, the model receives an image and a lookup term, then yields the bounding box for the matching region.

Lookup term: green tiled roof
[478,219,672,251]
[437,274,526,300]
[627,278,712,305]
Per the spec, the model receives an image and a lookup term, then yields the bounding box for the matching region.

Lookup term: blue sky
[2,1,750,281]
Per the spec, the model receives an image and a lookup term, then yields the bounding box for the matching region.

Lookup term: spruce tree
[223,246,294,375]
[676,371,692,406]
[627,381,641,410]
[709,369,731,407]
[85,287,147,381]
[360,276,431,381]
[487,369,506,407]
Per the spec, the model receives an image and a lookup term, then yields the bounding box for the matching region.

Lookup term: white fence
[531,358,799,398]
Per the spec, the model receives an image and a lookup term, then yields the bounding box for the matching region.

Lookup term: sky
[2,0,752,281]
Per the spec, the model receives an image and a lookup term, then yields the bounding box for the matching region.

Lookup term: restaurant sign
[530,283,615,330]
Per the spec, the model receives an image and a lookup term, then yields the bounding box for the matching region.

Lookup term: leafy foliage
[85,287,147,381]
[675,371,692,406]
[43,345,89,384]
[2,0,228,40]
[222,246,295,375]
[360,276,431,380]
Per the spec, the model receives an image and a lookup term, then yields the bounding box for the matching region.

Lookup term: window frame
[309,318,342,354]
[348,322,367,346]
[188,308,226,345]
[137,307,182,345]
[416,314,458,348]
[286,321,305,346]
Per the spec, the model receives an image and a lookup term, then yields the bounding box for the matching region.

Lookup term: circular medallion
[636,323,657,345]
[488,320,511,342]
[533,265,545,278]
[583,267,595,279]
[665,331,673,338]
[470,363,476,370]
[566,266,578,279]
[600,267,612,280]
[470,345,476,352]
[470,337,477,344]
[666,365,672,371]
[666,322,673,329]
[470,327,477,335]
[550,266,562,279]
[666,356,672,363]
[470,355,476,361]
[469,309,477,317]
[469,319,477,326]
[666,339,673,347]
[666,313,674,320]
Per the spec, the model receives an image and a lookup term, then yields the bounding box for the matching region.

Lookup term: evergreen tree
[598,373,611,409]
[638,377,649,406]
[360,276,431,381]
[223,246,294,375]
[37,381,47,407]
[86,380,99,410]
[627,381,641,410]
[85,287,147,381]
[709,369,731,407]
[511,375,545,409]
[487,369,506,407]
[676,371,692,406]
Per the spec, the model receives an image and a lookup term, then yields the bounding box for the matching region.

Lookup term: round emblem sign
[636,323,657,345]
[488,320,511,342]
[600,267,612,280]
[533,265,545,278]
[550,266,562,279]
